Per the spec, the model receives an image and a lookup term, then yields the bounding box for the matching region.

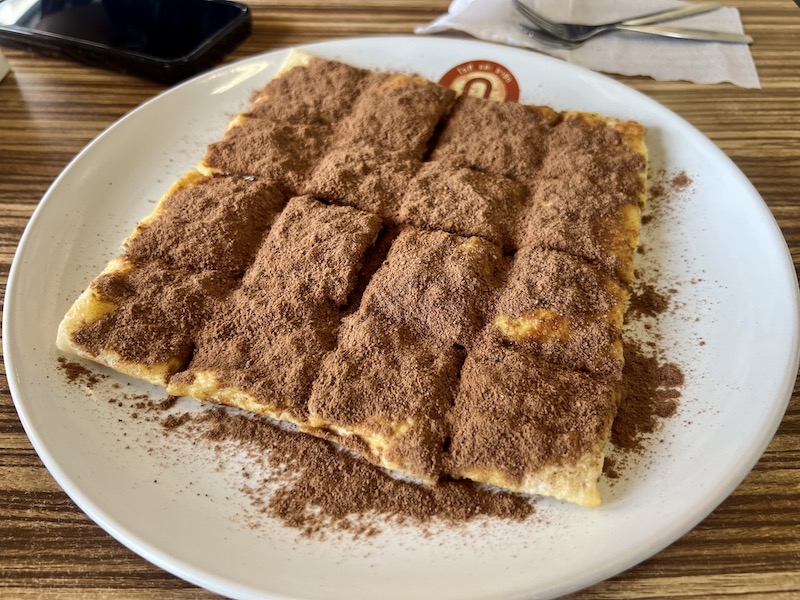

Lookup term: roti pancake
[57,51,648,507]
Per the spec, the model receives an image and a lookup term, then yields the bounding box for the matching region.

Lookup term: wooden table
[1,1,798,597]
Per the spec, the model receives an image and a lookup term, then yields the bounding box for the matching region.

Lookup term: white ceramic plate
[5,36,799,600]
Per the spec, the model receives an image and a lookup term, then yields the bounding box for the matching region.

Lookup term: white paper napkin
[415,0,760,89]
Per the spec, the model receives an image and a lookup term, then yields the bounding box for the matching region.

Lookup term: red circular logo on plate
[439,60,520,103]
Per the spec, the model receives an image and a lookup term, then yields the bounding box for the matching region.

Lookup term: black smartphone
[0,0,252,83]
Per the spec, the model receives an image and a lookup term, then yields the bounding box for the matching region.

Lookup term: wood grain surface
[1,1,799,598]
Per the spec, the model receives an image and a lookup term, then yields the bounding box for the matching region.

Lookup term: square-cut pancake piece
[397,162,527,251]
[429,94,560,180]
[446,334,620,508]
[167,196,383,423]
[57,259,236,386]
[518,177,640,284]
[199,51,367,193]
[239,195,383,307]
[517,111,647,283]
[201,121,332,195]
[167,295,340,425]
[303,146,419,223]
[124,171,285,276]
[359,228,505,347]
[330,70,456,157]
[307,311,464,483]
[56,173,283,385]
[248,51,370,125]
[491,246,628,379]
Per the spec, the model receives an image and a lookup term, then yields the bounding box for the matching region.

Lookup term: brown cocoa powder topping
[205,58,372,194]
[398,163,526,251]
[518,117,645,282]
[240,195,383,307]
[447,335,619,479]
[74,176,286,366]
[670,171,692,190]
[613,342,683,451]
[74,267,236,366]
[167,406,535,538]
[518,179,633,282]
[304,146,418,222]
[57,356,102,388]
[125,175,284,275]
[171,196,382,420]
[493,246,624,378]
[358,228,504,346]
[335,72,456,157]
[430,95,559,180]
[628,283,671,319]
[170,297,340,421]
[309,312,463,480]
[249,57,370,125]
[204,122,332,195]
[310,312,462,427]
[309,322,463,481]
[539,116,645,197]
[498,247,618,316]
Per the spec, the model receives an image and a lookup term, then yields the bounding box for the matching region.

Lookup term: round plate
[5,36,799,600]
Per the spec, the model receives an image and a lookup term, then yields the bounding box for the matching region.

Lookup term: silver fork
[513,0,723,42]
[518,21,752,48]
[518,25,584,49]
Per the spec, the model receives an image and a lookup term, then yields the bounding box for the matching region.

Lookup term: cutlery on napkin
[415,0,760,88]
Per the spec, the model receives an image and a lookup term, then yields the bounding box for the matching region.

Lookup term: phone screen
[0,0,251,81]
